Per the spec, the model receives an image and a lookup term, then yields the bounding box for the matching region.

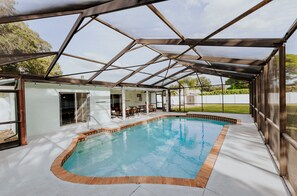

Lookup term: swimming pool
[63,117,229,179]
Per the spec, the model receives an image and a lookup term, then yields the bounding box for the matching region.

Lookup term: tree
[0,0,62,76]
[169,76,212,95]
[179,77,196,89]
[286,54,297,82]
[225,78,248,89]
[169,83,179,96]
[285,54,297,92]
[198,76,212,92]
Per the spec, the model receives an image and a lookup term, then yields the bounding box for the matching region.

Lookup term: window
[137,94,142,101]
[60,92,90,125]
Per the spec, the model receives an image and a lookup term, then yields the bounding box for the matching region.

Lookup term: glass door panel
[76,93,90,123]
[156,94,163,109]
[60,93,75,125]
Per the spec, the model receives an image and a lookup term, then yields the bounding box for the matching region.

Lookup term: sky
[13,0,297,84]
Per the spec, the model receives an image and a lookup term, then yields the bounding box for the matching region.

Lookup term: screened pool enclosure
[0,0,297,194]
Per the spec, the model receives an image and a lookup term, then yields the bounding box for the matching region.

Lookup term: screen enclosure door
[0,79,20,150]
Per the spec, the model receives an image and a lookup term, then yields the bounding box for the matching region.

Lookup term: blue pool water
[63,117,228,179]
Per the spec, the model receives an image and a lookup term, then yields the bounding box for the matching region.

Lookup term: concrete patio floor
[0,112,290,196]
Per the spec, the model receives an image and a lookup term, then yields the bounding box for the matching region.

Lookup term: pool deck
[0,112,290,196]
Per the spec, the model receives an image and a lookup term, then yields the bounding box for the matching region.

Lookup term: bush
[200,88,249,95]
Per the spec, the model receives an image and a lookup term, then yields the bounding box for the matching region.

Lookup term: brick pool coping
[51,114,240,188]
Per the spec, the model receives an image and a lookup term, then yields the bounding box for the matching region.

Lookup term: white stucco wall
[25,82,110,137]
[125,91,146,107]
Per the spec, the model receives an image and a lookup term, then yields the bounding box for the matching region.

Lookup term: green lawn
[171,104,249,114]
[287,104,297,140]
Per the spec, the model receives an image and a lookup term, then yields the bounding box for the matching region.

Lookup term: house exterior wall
[25,82,110,137]
[125,91,146,107]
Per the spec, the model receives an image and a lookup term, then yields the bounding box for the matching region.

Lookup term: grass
[171,104,249,114]
[287,104,297,140]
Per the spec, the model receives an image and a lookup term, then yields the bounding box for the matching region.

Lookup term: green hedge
[200,88,249,95]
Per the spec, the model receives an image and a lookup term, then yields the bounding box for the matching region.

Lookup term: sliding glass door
[60,92,90,126]
[156,93,163,109]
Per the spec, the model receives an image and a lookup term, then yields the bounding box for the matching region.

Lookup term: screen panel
[286,29,297,141]
[0,55,56,76]
[0,14,78,55]
[196,46,273,60]
[99,5,178,39]
[214,0,297,38]
[50,55,104,79]
[267,52,280,161]
[141,60,171,74]
[94,69,132,83]
[113,46,159,70]
[124,73,151,84]
[155,0,261,38]
[64,20,132,63]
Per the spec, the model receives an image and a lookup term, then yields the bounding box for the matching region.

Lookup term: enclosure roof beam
[163,53,200,60]
[0,52,57,66]
[190,66,254,80]
[136,38,282,48]
[200,0,272,42]
[95,18,163,56]
[44,14,85,78]
[194,69,252,81]
[192,66,255,77]
[147,4,184,40]
[146,4,200,57]
[266,18,297,63]
[0,73,166,89]
[94,18,135,40]
[201,56,266,66]
[163,53,265,66]
[0,0,166,24]
[162,71,196,87]
[171,0,272,60]
[83,0,167,17]
[114,54,162,86]
[176,59,261,75]
[283,19,297,43]
[151,67,189,86]
[0,2,92,24]
[137,62,178,85]
[63,52,167,71]
[49,53,170,79]
[87,40,136,82]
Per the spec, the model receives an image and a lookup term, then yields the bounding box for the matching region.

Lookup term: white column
[146,90,149,115]
[166,90,169,112]
[122,87,126,120]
